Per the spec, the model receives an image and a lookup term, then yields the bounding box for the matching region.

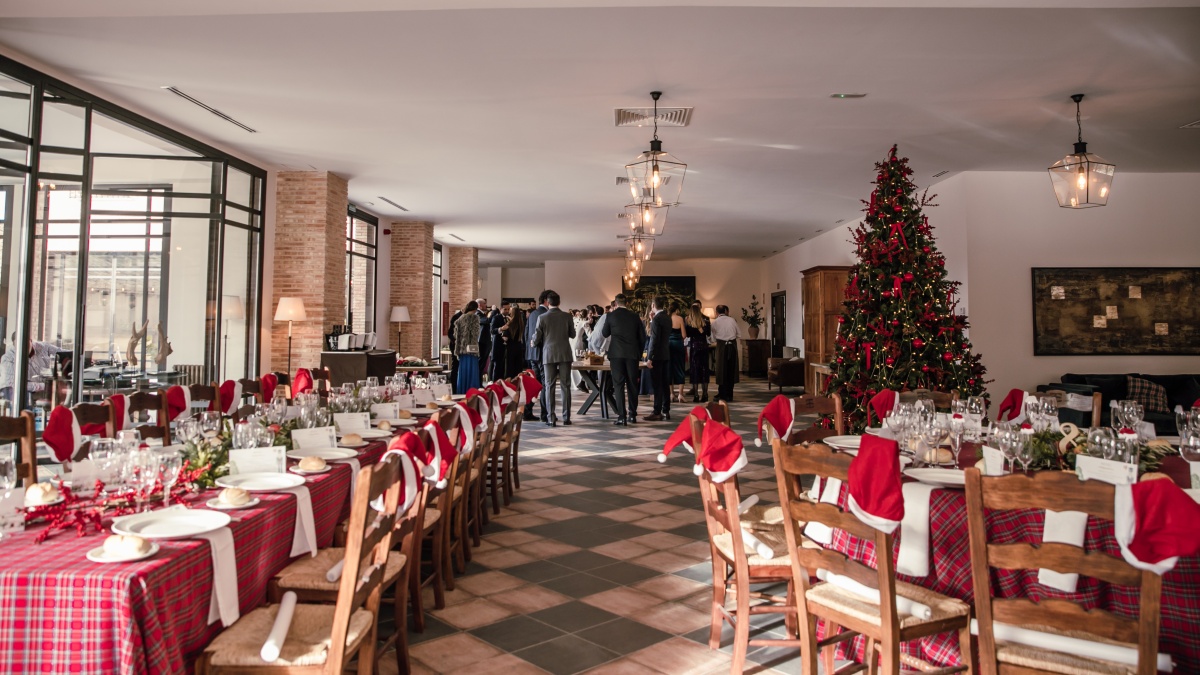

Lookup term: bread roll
[341,432,363,445]
[377,420,392,431]
[426,401,439,409]
[104,534,151,556]
[397,410,412,420]
[298,456,327,472]
[440,394,453,402]
[218,487,252,506]
[26,482,59,504]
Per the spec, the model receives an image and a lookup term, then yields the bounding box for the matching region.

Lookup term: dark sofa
[1050,373,1200,434]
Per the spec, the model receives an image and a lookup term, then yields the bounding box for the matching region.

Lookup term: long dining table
[824,444,1200,672]
[0,437,391,674]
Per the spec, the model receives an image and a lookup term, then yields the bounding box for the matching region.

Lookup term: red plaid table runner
[825,458,1200,671]
[0,438,390,674]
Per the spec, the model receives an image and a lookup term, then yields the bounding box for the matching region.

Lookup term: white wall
[761,223,859,351]
[500,267,546,301]
[480,267,502,308]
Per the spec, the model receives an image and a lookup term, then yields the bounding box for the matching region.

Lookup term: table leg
[577,370,601,416]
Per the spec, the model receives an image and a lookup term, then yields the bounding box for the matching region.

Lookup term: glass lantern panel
[625,149,686,207]
[625,203,668,237]
[1048,152,1115,208]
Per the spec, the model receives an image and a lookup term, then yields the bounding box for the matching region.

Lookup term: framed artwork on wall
[1031,267,1199,355]
[621,276,696,316]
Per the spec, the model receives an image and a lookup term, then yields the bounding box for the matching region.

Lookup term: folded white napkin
[971,620,1173,672]
[896,483,938,577]
[336,458,362,501]
[816,569,932,620]
[261,591,298,662]
[804,478,842,545]
[282,486,317,557]
[1037,509,1088,592]
[1064,393,1094,412]
[199,526,240,627]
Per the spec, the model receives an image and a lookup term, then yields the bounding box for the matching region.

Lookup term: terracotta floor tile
[488,584,573,613]
[443,653,549,675]
[548,483,591,494]
[422,584,476,608]
[598,507,651,522]
[633,602,713,635]
[488,530,545,547]
[632,574,710,601]
[673,540,715,560]
[582,657,665,675]
[590,540,656,561]
[580,586,664,616]
[430,597,516,630]
[631,551,699,572]
[515,538,582,558]
[627,637,732,675]
[518,488,560,500]
[454,570,528,596]
[493,513,554,529]
[535,506,588,521]
[628,532,695,550]
[472,547,537,569]
[410,633,505,672]
[631,516,692,531]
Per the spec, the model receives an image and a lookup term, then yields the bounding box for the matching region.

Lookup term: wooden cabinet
[801,266,851,395]
[741,339,770,377]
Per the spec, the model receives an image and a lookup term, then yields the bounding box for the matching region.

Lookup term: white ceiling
[0,2,1198,264]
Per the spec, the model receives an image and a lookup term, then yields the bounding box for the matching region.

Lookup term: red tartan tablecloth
[826,450,1199,672]
[0,439,389,674]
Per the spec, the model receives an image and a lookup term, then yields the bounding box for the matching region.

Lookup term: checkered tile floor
[379,378,816,675]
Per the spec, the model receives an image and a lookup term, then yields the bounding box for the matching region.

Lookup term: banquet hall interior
[0,2,1198,674]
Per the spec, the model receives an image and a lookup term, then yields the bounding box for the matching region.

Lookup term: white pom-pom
[421,464,436,479]
[693,464,704,476]
[435,479,447,489]
[754,437,763,447]
[656,453,668,463]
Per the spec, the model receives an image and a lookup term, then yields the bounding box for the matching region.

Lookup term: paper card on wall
[431,383,452,399]
[333,413,370,432]
[394,395,414,409]
[1128,285,1142,299]
[1051,286,1065,300]
[371,403,399,420]
[229,447,282,474]
[412,389,435,405]
[291,426,337,450]
[1075,455,1136,485]
[981,446,1006,476]
[1093,316,1107,328]
[1106,306,1119,320]
[1156,323,1169,336]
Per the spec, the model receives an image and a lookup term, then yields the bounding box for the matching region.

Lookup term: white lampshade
[274,297,307,322]
[390,306,411,323]
[702,307,716,319]
[222,295,245,321]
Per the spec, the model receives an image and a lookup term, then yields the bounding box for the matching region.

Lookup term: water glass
[966,396,986,441]
[131,450,161,512]
[0,446,15,492]
[199,412,223,440]
[1017,436,1036,473]
[158,450,182,507]
[117,428,142,452]
[1039,397,1059,432]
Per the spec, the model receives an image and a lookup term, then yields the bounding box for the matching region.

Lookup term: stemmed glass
[998,428,1019,474]
[1017,435,1036,474]
[1023,397,1042,428]
[90,438,116,496]
[131,450,161,513]
[1039,397,1059,432]
[966,396,986,441]
[0,445,18,539]
[948,414,966,466]
[921,419,949,467]
[268,395,288,425]
[1124,402,1144,438]
[158,450,182,507]
[199,412,222,441]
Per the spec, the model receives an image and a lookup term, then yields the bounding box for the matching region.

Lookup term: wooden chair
[231,404,258,423]
[463,392,496,547]
[694,411,802,673]
[197,452,402,674]
[791,393,846,437]
[125,390,170,444]
[964,468,1163,675]
[773,440,972,675]
[506,377,524,491]
[411,425,450,632]
[488,395,521,510]
[908,389,960,411]
[72,401,114,440]
[189,382,223,417]
[269,455,427,675]
[238,378,263,404]
[439,409,471,576]
[0,412,37,486]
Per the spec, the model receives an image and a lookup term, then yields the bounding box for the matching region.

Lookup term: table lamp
[274,297,307,376]
[222,294,245,381]
[390,306,410,351]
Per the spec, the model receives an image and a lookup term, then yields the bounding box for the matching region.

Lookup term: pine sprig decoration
[825,145,989,432]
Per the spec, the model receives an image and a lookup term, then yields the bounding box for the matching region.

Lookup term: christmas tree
[825,145,988,432]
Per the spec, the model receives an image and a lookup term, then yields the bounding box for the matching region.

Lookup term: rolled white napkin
[282,486,318,558]
[971,619,1173,672]
[325,559,345,583]
[804,478,842,545]
[896,483,938,578]
[740,528,774,559]
[1038,509,1088,592]
[198,526,239,627]
[260,591,298,662]
[737,494,759,514]
[815,569,932,620]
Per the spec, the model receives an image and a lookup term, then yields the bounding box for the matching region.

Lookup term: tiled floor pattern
[379,378,813,675]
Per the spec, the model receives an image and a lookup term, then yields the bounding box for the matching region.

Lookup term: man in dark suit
[533,291,576,426]
[524,289,551,421]
[488,302,508,382]
[474,298,491,377]
[601,293,646,425]
[644,295,672,421]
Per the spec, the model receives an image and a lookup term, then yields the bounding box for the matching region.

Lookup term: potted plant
[742,295,764,339]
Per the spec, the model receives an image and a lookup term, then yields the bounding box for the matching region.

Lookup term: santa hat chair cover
[218,380,242,415]
[109,394,131,433]
[755,395,795,447]
[868,390,897,426]
[165,385,192,422]
[422,421,457,489]
[1114,477,1200,575]
[696,420,748,484]
[44,406,84,462]
[261,373,279,400]
[292,368,314,396]
[659,406,711,475]
[997,388,1028,423]
[846,434,905,534]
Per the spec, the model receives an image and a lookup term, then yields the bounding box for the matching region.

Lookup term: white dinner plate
[824,436,862,451]
[400,408,438,416]
[111,508,232,540]
[376,418,418,427]
[206,497,261,511]
[863,427,886,436]
[289,465,332,476]
[286,448,358,461]
[341,428,392,439]
[903,468,966,488]
[435,400,458,408]
[336,440,369,449]
[451,394,466,401]
[216,472,306,492]
[87,542,161,563]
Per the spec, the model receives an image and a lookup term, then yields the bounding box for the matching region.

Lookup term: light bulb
[1069,197,1078,207]
[1100,186,1108,198]
[636,242,644,252]
[643,208,652,224]
[651,163,661,187]
[1076,172,1087,190]
[632,260,639,270]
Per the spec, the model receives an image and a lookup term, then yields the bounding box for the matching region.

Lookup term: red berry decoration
[912,338,925,348]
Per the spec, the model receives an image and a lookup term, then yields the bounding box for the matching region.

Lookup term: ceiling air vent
[448,234,465,242]
[161,86,256,133]
[932,170,950,178]
[1181,119,1200,129]
[614,106,693,128]
[377,196,408,211]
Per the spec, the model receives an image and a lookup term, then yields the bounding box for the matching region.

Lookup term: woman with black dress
[501,307,528,378]
[685,302,711,402]
[668,302,688,403]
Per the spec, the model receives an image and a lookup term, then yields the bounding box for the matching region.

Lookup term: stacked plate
[111,508,232,540]
[216,473,307,492]
[903,468,966,488]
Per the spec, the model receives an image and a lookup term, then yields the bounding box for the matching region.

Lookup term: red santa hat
[422,420,456,489]
[997,388,1027,423]
[217,379,242,415]
[44,406,84,462]
[846,434,905,534]
[484,382,510,406]
[451,402,485,453]
[165,384,192,421]
[696,420,748,484]
[374,434,428,513]
[261,373,279,400]
[292,368,314,396]
[516,371,542,405]
[1193,398,1200,409]
[755,395,795,447]
[868,390,897,426]
[659,406,710,472]
[1114,478,1200,575]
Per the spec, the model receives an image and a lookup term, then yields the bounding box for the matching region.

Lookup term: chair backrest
[0,412,37,486]
[791,393,845,435]
[188,383,222,415]
[963,468,1162,675]
[328,451,402,669]
[467,393,494,468]
[231,404,257,424]
[785,426,839,445]
[909,389,959,410]
[125,390,170,443]
[772,439,906,641]
[72,401,114,438]
[691,413,756,581]
[435,407,470,499]
[702,399,731,426]
[238,378,262,403]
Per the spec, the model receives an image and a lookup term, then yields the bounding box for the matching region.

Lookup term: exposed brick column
[271,171,348,373]
[447,246,479,310]
[390,221,434,359]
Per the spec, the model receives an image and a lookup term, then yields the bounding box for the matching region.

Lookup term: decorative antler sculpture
[126,321,148,367]
[154,323,173,370]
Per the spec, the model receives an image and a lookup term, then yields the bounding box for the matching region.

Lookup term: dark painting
[1031,267,1199,355]
[623,276,696,316]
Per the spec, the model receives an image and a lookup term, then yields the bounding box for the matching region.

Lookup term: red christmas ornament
[922,246,931,254]
[884,357,895,366]
[921,364,930,372]
[837,316,845,324]
[893,204,902,212]
[968,378,976,386]
[903,272,914,282]
[912,338,925,348]
[836,357,844,364]
[891,319,900,327]
[943,352,953,362]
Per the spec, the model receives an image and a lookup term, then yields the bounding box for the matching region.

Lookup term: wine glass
[922,419,949,466]
[117,428,142,453]
[131,450,160,512]
[948,414,966,466]
[1017,436,1036,474]
[1024,397,1042,427]
[1039,397,1059,432]
[966,396,986,441]
[998,430,1019,474]
[158,450,182,507]
[89,438,116,495]
[199,412,222,440]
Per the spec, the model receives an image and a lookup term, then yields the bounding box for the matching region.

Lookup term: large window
[432,243,443,359]
[0,56,266,408]
[345,205,376,333]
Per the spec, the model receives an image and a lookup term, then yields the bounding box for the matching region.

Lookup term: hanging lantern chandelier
[624,233,655,263]
[624,203,669,238]
[1047,94,1115,209]
[626,91,687,210]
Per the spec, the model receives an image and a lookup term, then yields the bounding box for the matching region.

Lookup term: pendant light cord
[652,93,659,142]
[1076,98,1083,145]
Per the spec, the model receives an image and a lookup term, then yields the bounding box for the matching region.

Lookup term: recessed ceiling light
[830,93,867,99]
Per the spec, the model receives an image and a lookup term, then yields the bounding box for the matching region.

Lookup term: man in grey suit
[524,289,551,421]
[533,291,576,427]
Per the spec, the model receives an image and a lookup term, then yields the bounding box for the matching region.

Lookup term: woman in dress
[685,301,712,402]
[501,307,528,378]
[453,300,482,393]
[668,302,688,403]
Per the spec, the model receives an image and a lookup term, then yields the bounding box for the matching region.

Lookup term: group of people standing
[448,297,529,394]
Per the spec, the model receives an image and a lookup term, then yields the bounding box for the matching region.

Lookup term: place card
[371,402,399,419]
[230,447,285,474]
[333,413,370,432]
[1189,461,1200,489]
[394,394,414,409]
[412,389,435,405]
[431,383,452,399]
[981,446,1006,476]
[70,458,99,484]
[291,426,337,450]
[1075,455,1136,485]
[0,489,24,534]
